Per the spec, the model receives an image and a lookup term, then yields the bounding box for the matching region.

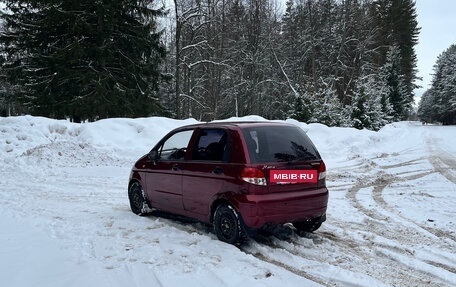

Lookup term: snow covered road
[1,116,455,286]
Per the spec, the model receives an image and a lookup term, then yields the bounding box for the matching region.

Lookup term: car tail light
[241,168,267,186]
[318,160,326,180]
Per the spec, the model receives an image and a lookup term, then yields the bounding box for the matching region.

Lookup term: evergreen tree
[379,45,409,121]
[350,87,370,130]
[350,75,389,130]
[291,87,316,123]
[417,89,437,124]
[372,0,420,119]
[379,92,395,124]
[435,44,456,125]
[420,44,456,125]
[312,87,346,127]
[0,0,166,121]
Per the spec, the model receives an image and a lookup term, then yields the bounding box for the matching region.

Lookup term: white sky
[414,0,456,100]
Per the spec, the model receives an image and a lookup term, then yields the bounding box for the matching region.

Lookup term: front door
[145,129,194,213]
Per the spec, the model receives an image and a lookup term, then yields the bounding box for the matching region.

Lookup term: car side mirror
[148,150,159,163]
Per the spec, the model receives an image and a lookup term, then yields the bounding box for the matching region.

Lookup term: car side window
[158,129,193,160]
[193,129,229,161]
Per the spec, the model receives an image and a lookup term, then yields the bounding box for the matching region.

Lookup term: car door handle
[172,164,180,171]
[213,167,223,175]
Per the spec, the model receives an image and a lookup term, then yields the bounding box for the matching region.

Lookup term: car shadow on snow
[247,224,321,245]
[142,211,315,245]
[143,210,214,235]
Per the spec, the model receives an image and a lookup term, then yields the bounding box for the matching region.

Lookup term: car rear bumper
[233,187,329,228]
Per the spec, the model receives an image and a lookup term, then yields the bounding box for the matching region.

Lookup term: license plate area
[270,170,317,184]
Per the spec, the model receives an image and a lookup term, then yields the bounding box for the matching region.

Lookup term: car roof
[175,121,295,130]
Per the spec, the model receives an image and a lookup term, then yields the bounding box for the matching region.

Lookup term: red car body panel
[231,187,328,227]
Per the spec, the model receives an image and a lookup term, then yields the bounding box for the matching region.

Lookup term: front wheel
[213,204,246,245]
[128,181,151,216]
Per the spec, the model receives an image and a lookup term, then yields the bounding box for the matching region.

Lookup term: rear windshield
[242,125,320,163]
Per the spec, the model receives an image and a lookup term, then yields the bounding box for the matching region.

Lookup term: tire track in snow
[426,139,456,184]
[243,227,454,287]
[240,247,330,287]
[254,232,390,286]
[346,154,450,244]
[340,154,456,287]
[425,130,456,184]
[370,172,456,244]
[343,189,452,286]
[368,139,456,245]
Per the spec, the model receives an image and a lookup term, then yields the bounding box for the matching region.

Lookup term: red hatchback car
[128,122,328,244]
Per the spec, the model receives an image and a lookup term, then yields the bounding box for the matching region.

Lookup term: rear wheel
[213,204,246,245]
[128,181,151,216]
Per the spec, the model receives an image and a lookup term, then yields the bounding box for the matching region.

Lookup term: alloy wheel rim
[221,215,234,238]
[131,184,142,208]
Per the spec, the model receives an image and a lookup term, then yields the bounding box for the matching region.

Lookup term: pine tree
[378,45,409,121]
[372,0,419,119]
[350,75,389,130]
[291,87,316,123]
[422,44,456,125]
[0,0,166,121]
[350,87,370,130]
[312,87,347,127]
[417,89,437,124]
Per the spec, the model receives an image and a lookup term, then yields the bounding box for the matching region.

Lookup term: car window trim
[189,127,231,162]
[154,128,196,162]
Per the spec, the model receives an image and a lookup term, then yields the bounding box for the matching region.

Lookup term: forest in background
[417,44,456,125]
[163,0,420,130]
[1,0,449,129]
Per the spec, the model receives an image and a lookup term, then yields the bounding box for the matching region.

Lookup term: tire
[293,220,322,233]
[213,204,246,245]
[128,181,151,216]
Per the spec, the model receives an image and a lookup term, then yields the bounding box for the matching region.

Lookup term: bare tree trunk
[174,0,181,118]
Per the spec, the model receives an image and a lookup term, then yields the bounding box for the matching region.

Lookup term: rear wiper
[274,153,296,162]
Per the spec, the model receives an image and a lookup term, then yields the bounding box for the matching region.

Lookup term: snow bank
[2,115,420,167]
[1,116,198,168]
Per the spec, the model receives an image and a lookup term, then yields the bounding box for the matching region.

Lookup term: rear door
[242,125,325,192]
[180,128,236,217]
